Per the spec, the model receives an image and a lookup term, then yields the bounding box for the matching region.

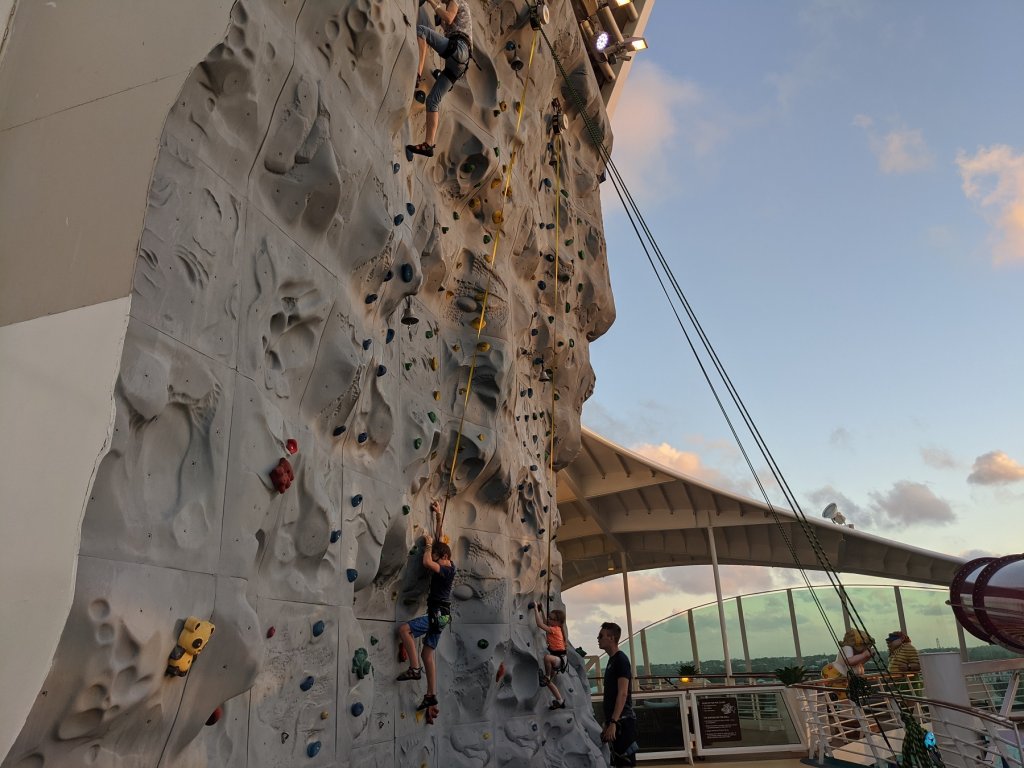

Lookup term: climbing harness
[439,28,540,533]
[535,20,940,763]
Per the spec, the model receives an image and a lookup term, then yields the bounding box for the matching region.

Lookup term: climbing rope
[544,129,562,611]
[535,24,935,758]
[439,29,540,534]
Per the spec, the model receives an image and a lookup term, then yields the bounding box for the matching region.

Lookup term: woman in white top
[822,628,874,680]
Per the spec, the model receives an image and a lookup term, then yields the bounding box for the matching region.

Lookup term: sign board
[695,695,741,743]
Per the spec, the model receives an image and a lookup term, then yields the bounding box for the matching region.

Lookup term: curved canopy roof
[556,428,964,589]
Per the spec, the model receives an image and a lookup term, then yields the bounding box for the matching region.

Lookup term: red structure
[950,555,1024,653]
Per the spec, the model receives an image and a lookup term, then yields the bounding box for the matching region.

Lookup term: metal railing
[795,673,1024,768]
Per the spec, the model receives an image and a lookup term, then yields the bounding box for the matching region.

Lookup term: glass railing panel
[739,589,798,673]
[692,599,744,674]
[642,613,694,678]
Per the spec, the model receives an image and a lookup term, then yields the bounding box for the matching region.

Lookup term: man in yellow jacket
[885,631,921,674]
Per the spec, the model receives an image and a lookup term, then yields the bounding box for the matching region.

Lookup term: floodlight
[610,0,633,6]
[822,503,847,526]
[593,29,610,53]
[625,36,647,51]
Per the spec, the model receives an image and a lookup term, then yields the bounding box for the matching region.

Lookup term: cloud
[957,145,1024,265]
[867,481,955,527]
[959,548,994,561]
[610,62,722,199]
[830,427,852,449]
[920,446,957,470]
[629,441,733,487]
[854,115,934,174]
[967,450,1024,485]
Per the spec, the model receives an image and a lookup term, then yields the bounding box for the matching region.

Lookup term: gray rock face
[3,1,615,765]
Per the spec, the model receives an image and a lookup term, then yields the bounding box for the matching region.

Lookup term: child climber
[396,499,457,713]
[406,0,473,158]
[533,602,568,709]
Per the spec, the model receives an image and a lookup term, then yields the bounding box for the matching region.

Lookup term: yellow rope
[544,132,562,610]
[440,30,540,535]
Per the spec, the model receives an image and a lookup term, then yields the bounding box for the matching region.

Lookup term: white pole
[707,526,733,680]
[620,550,639,691]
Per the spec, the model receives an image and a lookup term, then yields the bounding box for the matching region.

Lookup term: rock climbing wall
[2,1,615,766]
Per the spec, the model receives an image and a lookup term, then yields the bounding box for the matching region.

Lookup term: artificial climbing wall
[3,0,615,766]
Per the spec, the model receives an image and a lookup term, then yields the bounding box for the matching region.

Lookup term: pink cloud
[957,144,1024,265]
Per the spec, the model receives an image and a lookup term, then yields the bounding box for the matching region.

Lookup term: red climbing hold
[270,458,294,494]
[286,438,298,455]
[206,706,223,726]
[266,626,276,638]
[495,662,506,683]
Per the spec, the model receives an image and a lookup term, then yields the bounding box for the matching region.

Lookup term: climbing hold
[492,210,504,225]
[452,211,460,220]
[400,263,414,282]
[413,437,423,449]
[477,639,489,649]
[300,676,315,691]
[537,280,546,290]
[358,432,368,443]
[565,238,574,246]
[477,342,490,352]
[270,458,294,494]
[478,434,486,441]
[362,339,372,351]
[428,411,437,422]
[383,270,393,282]
[352,647,372,678]
[522,544,531,552]
[496,662,506,682]
[499,100,508,112]
[407,202,415,215]
[483,234,492,244]
[530,328,538,336]
[425,329,434,339]
[386,328,395,343]
[442,226,449,234]
[565,302,571,313]
[527,387,533,397]
[330,530,341,543]
[545,223,554,230]
[370,635,379,645]
[402,505,411,515]
[333,425,346,437]
[394,214,404,226]
[307,741,321,758]
[433,390,441,400]
[430,356,439,371]
[393,162,401,174]
[530,464,538,471]
[560,188,569,198]
[206,706,223,726]
[527,601,535,609]
[321,710,330,720]
[468,197,481,210]
[531,722,538,731]
[404,362,412,371]
[471,316,486,331]
[376,364,387,376]
[543,178,552,188]
[286,438,298,455]
[346,568,358,583]
[493,146,500,157]
[461,162,475,174]
[544,253,555,262]
[266,626,276,638]
[365,293,378,304]
[312,620,326,637]
[351,494,363,507]
[539,569,547,577]
[351,702,365,717]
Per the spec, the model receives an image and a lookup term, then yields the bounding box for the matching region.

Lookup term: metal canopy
[556,428,964,589]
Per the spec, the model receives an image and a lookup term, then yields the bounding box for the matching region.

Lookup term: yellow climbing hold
[441,534,450,545]
[320,711,330,720]
[433,390,441,401]
[490,178,501,190]
[483,732,491,740]
[469,197,481,210]
[478,434,486,441]
[477,342,491,352]
[492,210,504,225]
[471,316,486,331]
[431,356,439,371]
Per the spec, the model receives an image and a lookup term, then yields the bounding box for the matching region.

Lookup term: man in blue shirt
[598,622,639,766]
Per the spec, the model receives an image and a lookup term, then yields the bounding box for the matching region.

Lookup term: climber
[406,0,474,158]
[533,603,567,709]
[396,499,457,713]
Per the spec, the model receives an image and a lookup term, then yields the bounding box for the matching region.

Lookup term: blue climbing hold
[531,328,538,336]
[522,544,531,552]
[312,620,325,637]
[543,178,552,188]
[530,464,538,471]
[539,569,547,577]
[394,214,404,226]
[346,568,358,583]
[400,263,414,282]
[351,702,365,717]
[533,356,543,365]
[505,40,517,51]
[386,328,395,343]
[393,162,401,174]
[307,741,321,758]
[330,529,341,543]
[376,364,387,376]
[527,388,533,397]
[358,432,368,443]
[362,339,372,350]
[365,293,378,304]
[924,732,936,748]
[352,494,363,507]
[527,601,535,609]
[406,202,415,216]
[545,223,554,230]
[538,280,546,289]
[531,723,538,731]
[300,676,315,691]
[333,425,346,437]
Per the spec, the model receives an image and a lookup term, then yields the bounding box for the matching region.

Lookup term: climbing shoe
[406,142,435,158]
[417,694,439,711]
[549,699,566,710]
[396,667,422,681]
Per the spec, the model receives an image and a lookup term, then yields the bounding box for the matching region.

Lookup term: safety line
[439,29,540,535]
[544,131,562,610]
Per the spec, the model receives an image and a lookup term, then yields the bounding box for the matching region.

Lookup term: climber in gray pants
[407,0,473,158]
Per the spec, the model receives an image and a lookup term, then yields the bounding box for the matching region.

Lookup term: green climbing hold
[442,226,449,234]
[565,302,571,313]
[560,189,568,198]
[404,362,412,371]
[413,437,423,449]
[370,635,379,645]
[352,648,372,679]
[493,147,500,157]
[564,238,574,246]
[483,234,492,244]
[402,505,411,515]
[453,211,460,220]
[428,411,437,423]
[425,330,434,339]
[568,338,575,348]
[477,639,489,649]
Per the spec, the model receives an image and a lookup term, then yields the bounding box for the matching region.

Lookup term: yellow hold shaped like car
[166,616,215,677]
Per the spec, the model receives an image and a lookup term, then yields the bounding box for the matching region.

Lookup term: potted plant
[775,665,806,686]
[775,665,807,726]
[677,663,698,684]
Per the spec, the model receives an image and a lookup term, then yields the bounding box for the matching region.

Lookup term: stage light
[593,29,610,53]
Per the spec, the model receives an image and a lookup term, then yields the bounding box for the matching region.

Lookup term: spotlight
[593,30,610,53]
[610,0,633,6]
[606,555,616,572]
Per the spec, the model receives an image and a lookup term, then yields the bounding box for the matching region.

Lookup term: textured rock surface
[3,1,615,765]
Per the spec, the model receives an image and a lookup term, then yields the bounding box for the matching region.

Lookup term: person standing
[885,631,921,674]
[597,622,639,766]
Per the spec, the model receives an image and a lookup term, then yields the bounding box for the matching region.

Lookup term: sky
[562,0,1024,657]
